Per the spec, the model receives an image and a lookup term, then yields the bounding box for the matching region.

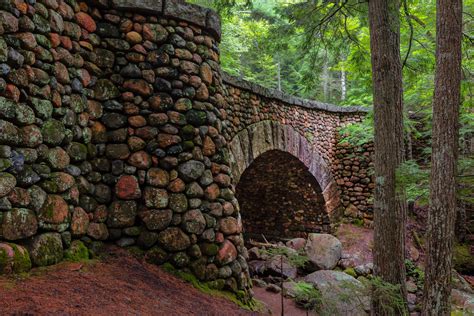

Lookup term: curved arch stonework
[229,121,341,222]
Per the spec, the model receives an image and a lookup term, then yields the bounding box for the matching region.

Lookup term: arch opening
[235,150,330,241]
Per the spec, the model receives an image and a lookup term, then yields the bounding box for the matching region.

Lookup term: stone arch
[228,121,341,222]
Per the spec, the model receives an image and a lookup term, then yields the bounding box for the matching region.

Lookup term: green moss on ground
[344,267,357,278]
[161,263,264,312]
[453,243,474,275]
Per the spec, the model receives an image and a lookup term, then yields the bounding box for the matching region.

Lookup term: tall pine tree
[422,0,463,314]
[368,0,407,314]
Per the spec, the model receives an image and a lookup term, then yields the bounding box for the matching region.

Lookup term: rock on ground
[304,270,369,316]
[304,233,342,271]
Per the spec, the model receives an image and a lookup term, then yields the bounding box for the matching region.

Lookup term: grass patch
[261,246,309,268]
[293,281,323,312]
[161,263,264,312]
[405,259,424,286]
[353,218,365,227]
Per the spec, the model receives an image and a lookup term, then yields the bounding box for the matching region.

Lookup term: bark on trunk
[422,0,462,314]
[368,0,407,314]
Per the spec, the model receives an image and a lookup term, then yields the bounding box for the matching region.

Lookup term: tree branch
[402,0,414,69]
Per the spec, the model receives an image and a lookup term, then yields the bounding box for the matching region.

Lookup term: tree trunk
[422,0,462,313]
[368,0,407,314]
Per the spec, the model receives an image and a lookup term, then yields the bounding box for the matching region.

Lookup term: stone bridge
[0,0,372,297]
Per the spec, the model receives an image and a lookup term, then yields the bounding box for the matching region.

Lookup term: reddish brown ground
[336,223,374,266]
[253,287,315,316]
[0,247,258,316]
[336,208,428,267]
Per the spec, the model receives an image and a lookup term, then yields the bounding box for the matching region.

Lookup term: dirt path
[0,247,258,316]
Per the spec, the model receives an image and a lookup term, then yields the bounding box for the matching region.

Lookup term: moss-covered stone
[87,241,105,258]
[64,240,89,262]
[94,79,120,101]
[40,172,75,194]
[207,279,226,290]
[41,119,66,145]
[0,96,16,119]
[172,252,190,268]
[0,247,7,273]
[32,14,50,34]
[0,158,12,172]
[0,119,20,146]
[157,227,190,252]
[344,267,357,278]
[46,147,70,170]
[0,243,32,275]
[66,142,88,162]
[2,208,38,241]
[0,38,7,63]
[190,257,207,281]
[70,94,86,113]
[11,243,32,273]
[145,246,169,265]
[15,103,35,125]
[28,233,63,266]
[453,243,474,274]
[0,172,16,198]
[185,110,207,127]
[30,97,53,120]
[200,242,219,256]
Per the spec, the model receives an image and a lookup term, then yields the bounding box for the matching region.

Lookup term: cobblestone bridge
[0,0,372,296]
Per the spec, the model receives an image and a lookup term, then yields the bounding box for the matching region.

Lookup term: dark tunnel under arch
[235,149,330,239]
[228,121,341,240]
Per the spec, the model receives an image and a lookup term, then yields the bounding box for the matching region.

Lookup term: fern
[293,281,323,312]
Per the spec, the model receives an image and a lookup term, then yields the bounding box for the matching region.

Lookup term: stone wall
[0,0,252,295]
[0,0,374,297]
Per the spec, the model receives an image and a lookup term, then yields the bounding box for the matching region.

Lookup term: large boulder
[304,270,369,315]
[304,233,342,271]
